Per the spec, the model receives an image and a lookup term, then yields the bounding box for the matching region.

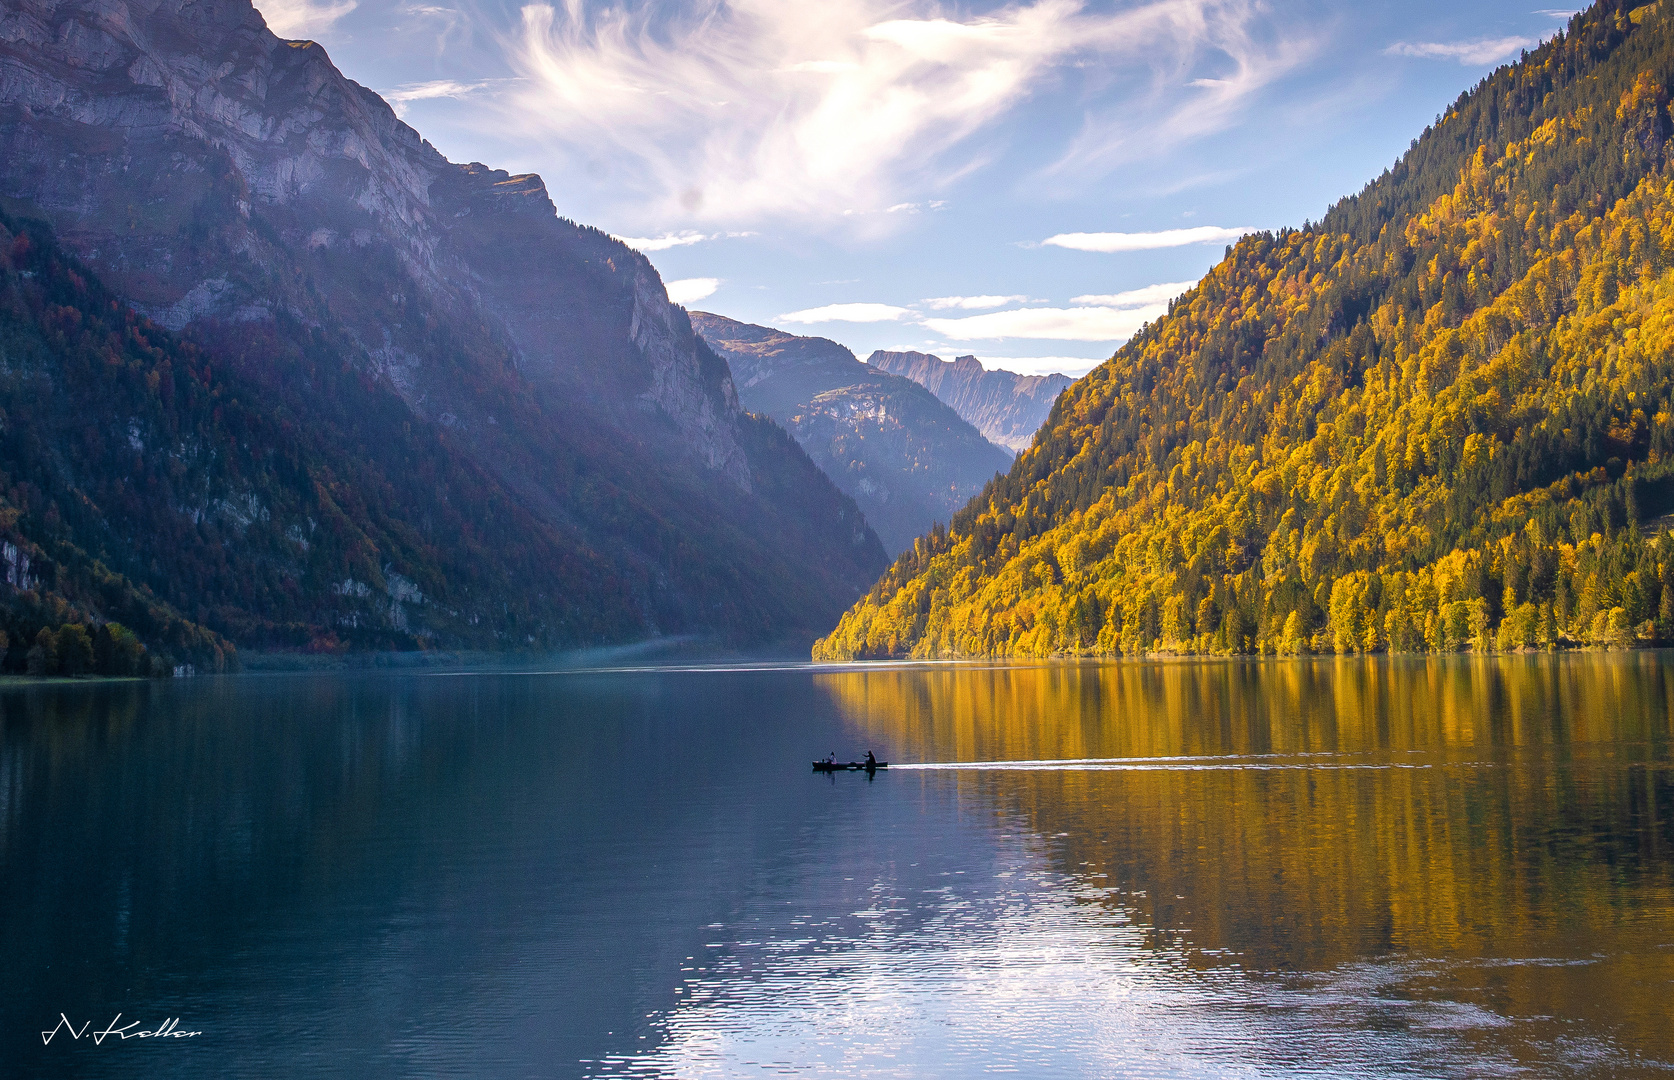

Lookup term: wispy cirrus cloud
[381,79,491,116]
[922,295,1029,310]
[1042,226,1254,252]
[393,3,473,54]
[503,0,1309,227]
[254,0,356,38]
[1384,36,1536,66]
[1042,7,1320,186]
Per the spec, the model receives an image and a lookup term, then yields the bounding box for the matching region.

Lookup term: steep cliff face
[0,0,745,483]
[870,351,1071,454]
[0,0,884,650]
[693,313,1011,555]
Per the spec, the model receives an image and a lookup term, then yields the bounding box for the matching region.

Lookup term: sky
[253,0,1580,377]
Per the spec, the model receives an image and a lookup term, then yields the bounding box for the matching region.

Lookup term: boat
[812,759,888,772]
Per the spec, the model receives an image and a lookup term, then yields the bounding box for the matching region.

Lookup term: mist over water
[2,655,1671,1077]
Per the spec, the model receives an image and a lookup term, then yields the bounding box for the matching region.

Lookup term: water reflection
[0,658,1670,1078]
[807,654,1674,1074]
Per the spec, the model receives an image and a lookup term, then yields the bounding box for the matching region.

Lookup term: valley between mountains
[0,0,901,666]
[4,0,1674,670]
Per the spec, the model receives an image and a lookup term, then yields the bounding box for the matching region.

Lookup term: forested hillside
[0,209,630,665]
[817,0,1674,660]
[0,209,880,666]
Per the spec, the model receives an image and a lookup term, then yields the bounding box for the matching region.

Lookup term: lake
[3,654,1672,1078]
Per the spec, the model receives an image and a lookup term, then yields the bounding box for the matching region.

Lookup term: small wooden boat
[812,759,888,772]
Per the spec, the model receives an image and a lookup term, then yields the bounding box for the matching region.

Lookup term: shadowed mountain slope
[692,313,1012,556]
[818,0,1674,660]
[869,351,1072,453]
[0,0,886,654]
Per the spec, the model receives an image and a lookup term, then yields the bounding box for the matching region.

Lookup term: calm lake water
[3,654,1673,1078]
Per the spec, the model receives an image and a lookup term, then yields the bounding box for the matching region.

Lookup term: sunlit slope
[816,1,1674,660]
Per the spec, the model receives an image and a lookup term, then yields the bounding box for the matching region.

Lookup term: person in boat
[865,750,876,767]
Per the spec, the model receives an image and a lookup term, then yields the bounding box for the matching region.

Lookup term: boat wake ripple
[889,754,1488,772]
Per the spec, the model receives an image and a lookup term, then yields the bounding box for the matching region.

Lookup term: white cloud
[788,59,859,73]
[254,0,356,38]
[1384,37,1536,66]
[1070,281,1196,307]
[384,79,484,103]
[666,277,721,304]
[1043,12,1319,185]
[922,295,1029,310]
[393,3,472,54]
[614,231,712,252]
[924,304,1166,342]
[1042,226,1254,252]
[977,355,1102,377]
[613,230,758,251]
[381,79,488,116]
[844,201,944,216]
[786,278,1192,339]
[503,0,1301,226]
[779,303,914,324]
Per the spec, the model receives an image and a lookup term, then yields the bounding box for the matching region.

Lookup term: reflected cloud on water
[600,826,1650,1079]
[0,657,1670,1078]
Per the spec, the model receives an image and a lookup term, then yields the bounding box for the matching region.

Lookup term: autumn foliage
[817,1,1674,660]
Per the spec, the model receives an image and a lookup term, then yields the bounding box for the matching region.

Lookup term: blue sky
[255,0,1578,376]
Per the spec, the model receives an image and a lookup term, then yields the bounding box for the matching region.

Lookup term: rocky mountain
[0,0,886,659]
[817,0,1674,661]
[691,313,1012,555]
[869,351,1072,453]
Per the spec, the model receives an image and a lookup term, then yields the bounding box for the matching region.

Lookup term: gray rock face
[869,350,1073,454]
[0,0,747,488]
[693,312,1012,556]
[628,266,749,485]
[0,0,889,647]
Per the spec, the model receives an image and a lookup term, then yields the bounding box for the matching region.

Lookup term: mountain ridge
[868,350,1072,454]
[0,0,888,655]
[691,312,1012,555]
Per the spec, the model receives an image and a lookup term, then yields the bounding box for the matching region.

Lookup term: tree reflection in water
[816,653,1674,1067]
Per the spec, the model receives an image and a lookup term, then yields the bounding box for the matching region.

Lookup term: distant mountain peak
[693,312,1011,556]
[869,350,1073,453]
